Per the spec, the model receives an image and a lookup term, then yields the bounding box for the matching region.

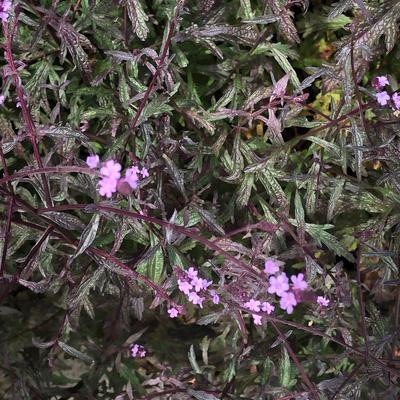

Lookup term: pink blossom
[98,177,118,198]
[376,75,389,88]
[210,290,219,304]
[130,344,146,358]
[392,92,400,110]
[252,314,262,325]
[86,155,99,169]
[16,101,21,108]
[376,91,390,106]
[291,273,308,291]
[186,267,198,280]
[244,298,261,312]
[261,301,274,314]
[317,296,330,307]
[191,276,205,292]
[264,258,282,275]
[279,292,297,314]
[177,279,192,295]
[268,273,289,297]
[0,0,11,22]
[0,95,5,105]
[188,292,204,308]
[125,166,139,189]
[168,307,179,318]
[140,167,149,178]
[100,160,121,180]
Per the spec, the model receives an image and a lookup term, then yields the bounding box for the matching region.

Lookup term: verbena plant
[1,0,400,399]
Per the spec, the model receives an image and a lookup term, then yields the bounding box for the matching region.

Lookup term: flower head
[125,166,139,189]
[168,307,179,318]
[268,273,289,297]
[375,75,389,89]
[130,344,146,358]
[264,258,282,275]
[100,160,121,180]
[261,301,274,314]
[317,296,330,307]
[0,95,5,105]
[376,91,390,106]
[86,155,99,169]
[0,0,12,22]
[244,298,261,312]
[177,279,192,295]
[186,267,198,280]
[279,291,297,314]
[210,290,220,304]
[188,292,204,308]
[392,92,400,110]
[252,314,262,325]
[98,177,118,198]
[291,273,308,291]
[140,167,149,178]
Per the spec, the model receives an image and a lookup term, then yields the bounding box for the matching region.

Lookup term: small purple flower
[291,273,308,291]
[125,166,140,189]
[252,314,262,325]
[279,292,297,314]
[392,92,400,110]
[98,177,118,198]
[244,298,261,312]
[100,160,121,180]
[376,91,390,106]
[130,344,146,358]
[86,155,99,169]
[0,0,12,22]
[16,101,21,108]
[191,276,205,292]
[0,95,5,105]
[317,296,330,307]
[261,301,274,314]
[168,307,179,318]
[177,279,192,295]
[140,167,149,178]
[264,258,282,275]
[188,292,204,308]
[268,273,289,297]
[376,75,389,89]
[186,267,198,280]
[210,290,220,304]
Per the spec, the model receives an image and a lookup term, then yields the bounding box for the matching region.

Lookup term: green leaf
[236,173,254,208]
[58,341,94,364]
[126,0,149,41]
[278,348,291,388]
[74,214,101,259]
[188,345,202,374]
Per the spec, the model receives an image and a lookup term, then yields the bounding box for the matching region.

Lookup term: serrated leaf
[188,345,202,374]
[259,169,289,208]
[187,389,218,400]
[74,214,101,259]
[236,173,254,208]
[294,190,305,243]
[58,341,94,364]
[162,153,187,201]
[327,179,345,221]
[279,348,292,388]
[350,120,364,182]
[192,205,225,235]
[127,0,149,41]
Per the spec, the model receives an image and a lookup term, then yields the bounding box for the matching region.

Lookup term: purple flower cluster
[167,267,218,319]
[130,343,146,358]
[242,258,330,326]
[373,75,400,109]
[86,155,149,198]
[0,0,12,22]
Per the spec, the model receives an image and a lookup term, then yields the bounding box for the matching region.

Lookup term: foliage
[1,0,400,399]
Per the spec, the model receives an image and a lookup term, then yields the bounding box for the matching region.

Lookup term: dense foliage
[1,0,400,399]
